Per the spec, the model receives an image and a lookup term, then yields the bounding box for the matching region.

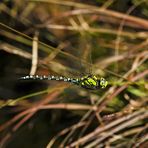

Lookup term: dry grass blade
[30,31,39,75]
[68,109,147,147]
[30,0,148,29]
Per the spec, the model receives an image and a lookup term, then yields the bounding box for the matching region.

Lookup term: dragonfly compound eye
[100,78,108,88]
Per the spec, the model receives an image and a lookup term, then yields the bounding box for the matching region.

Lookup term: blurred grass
[0,0,148,148]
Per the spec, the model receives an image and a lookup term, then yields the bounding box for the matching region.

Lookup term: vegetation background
[0,0,148,147]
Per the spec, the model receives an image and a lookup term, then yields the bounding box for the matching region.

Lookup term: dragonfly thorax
[78,75,108,90]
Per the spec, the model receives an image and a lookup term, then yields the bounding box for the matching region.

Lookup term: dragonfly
[20,36,108,90]
[20,75,108,89]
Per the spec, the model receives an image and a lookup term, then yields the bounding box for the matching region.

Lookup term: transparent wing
[77,32,93,76]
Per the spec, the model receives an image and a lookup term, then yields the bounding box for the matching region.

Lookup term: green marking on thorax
[87,78,97,86]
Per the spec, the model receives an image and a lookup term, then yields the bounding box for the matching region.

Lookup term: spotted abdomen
[20,75,78,83]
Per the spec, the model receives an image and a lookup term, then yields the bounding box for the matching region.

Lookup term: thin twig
[68,109,147,147]
[30,31,39,75]
[30,0,148,29]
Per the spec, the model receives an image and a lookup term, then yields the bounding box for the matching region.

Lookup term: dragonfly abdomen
[20,75,78,84]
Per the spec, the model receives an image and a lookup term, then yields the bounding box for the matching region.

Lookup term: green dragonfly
[20,75,108,89]
[20,35,108,90]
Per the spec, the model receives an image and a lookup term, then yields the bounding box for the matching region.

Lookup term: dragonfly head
[100,77,108,88]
